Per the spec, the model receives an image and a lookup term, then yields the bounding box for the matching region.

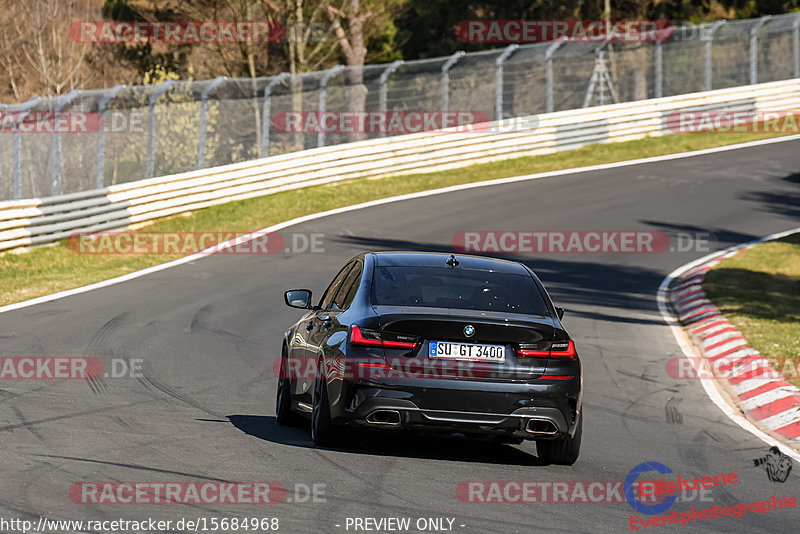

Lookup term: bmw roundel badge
[464,325,475,338]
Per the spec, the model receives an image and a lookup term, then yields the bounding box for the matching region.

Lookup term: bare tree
[0,0,104,100]
[322,0,406,140]
[0,3,25,100]
[18,0,96,96]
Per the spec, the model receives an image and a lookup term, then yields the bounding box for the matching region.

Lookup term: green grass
[2,128,796,307]
[703,234,800,387]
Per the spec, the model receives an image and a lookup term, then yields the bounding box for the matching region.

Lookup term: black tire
[536,412,582,465]
[275,350,301,426]
[310,373,339,446]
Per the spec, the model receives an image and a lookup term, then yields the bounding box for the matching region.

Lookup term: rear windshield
[371,266,550,315]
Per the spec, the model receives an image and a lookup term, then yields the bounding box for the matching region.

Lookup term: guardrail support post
[261,72,290,157]
[146,80,175,179]
[378,60,403,137]
[705,20,726,91]
[197,76,227,170]
[317,65,344,148]
[50,90,81,196]
[545,42,563,113]
[441,51,465,113]
[12,98,40,200]
[96,84,127,189]
[494,44,519,120]
[750,16,772,85]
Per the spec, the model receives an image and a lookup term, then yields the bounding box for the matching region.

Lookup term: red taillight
[350,325,383,346]
[550,340,577,359]
[355,362,392,370]
[350,325,419,350]
[516,348,550,357]
[382,339,420,349]
[516,340,576,360]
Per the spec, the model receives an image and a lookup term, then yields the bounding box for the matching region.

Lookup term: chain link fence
[1,13,798,201]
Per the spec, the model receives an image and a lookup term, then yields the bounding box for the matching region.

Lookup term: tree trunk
[325,0,368,141]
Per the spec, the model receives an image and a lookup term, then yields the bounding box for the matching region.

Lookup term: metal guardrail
[1,13,800,201]
[1,78,798,252]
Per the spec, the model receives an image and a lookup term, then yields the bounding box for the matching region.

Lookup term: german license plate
[428,341,505,363]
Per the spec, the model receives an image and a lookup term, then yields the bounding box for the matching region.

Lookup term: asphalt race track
[1,139,799,533]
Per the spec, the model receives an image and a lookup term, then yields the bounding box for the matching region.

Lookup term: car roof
[369,251,530,275]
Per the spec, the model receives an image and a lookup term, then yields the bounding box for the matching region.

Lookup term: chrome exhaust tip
[526,418,558,435]
[366,410,402,426]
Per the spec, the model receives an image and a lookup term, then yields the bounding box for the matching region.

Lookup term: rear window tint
[371,266,549,315]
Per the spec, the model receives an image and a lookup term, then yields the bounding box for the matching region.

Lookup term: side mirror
[555,307,565,320]
[285,289,313,309]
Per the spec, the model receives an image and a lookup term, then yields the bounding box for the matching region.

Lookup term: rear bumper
[331,377,581,440]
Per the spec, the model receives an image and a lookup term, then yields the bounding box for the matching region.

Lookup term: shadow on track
[739,170,800,220]
[328,234,669,324]
[228,415,546,466]
[639,221,759,248]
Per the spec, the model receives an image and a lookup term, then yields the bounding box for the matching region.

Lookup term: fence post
[96,85,127,189]
[654,40,663,98]
[794,15,800,78]
[0,103,5,197]
[378,60,404,137]
[317,65,344,148]
[705,20,726,91]
[750,16,772,85]
[261,72,290,157]
[12,98,40,200]
[0,104,11,199]
[50,90,81,196]
[545,42,563,113]
[494,44,519,121]
[146,80,175,179]
[441,51,465,113]
[197,76,227,170]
